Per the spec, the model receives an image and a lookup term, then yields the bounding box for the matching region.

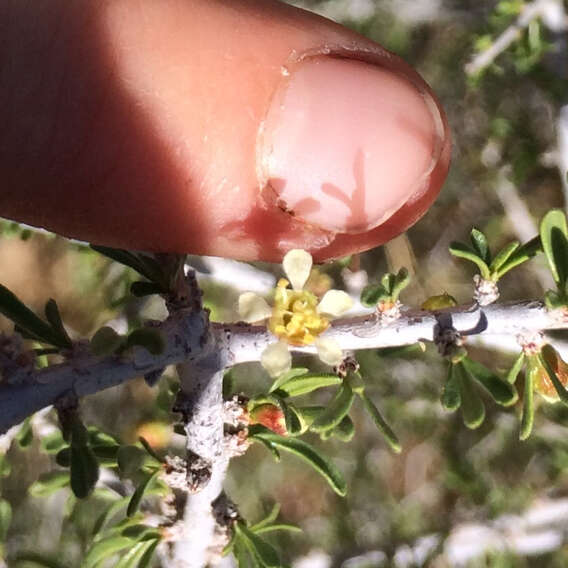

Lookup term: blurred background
[2,0,568,566]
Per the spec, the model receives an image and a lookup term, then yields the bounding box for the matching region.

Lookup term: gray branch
[1,300,567,436]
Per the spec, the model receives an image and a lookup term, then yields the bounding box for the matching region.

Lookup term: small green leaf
[331,415,356,442]
[44,299,72,348]
[127,470,160,517]
[233,537,258,568]
[441,364,461,411]
[461,357,518,406]
[253,524,302,536]
[137,538,160,568]
[235,522,281,568]
[249,425,346,496]
[520,356,537,440]
[55,447,71,467]
[0,283,64,347]
[70,445,99,499]
[272,372,342,398]
[470,228,491,265]
[392,268,410,300]
[121,524,161,542]
[90,326,124,356]
[495,236,542,278]
[15,416,34,448]
[114,539,159,568]
[449,242,491,279]
[0,498,12,542]
[360,283,389,307]
[11,553,67,568]
[358,391,401,453]
[310,383,354,433]
[540,209,568,290]
[489,241,520,274]
[269,367,309,393]
[92,496,131,536]
[29,471,70,497]
[249,504,281,532]
[506,352,525,384]
[126,328,165,355]
[456,363,485,429]
[83,535,136,568]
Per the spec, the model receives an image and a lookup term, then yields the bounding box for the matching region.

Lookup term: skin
[0,0,451,262]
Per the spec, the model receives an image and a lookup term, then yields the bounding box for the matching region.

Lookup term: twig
[465,0,548,76]
[1,300,567,435]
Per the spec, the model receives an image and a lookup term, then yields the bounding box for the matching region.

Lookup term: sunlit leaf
[310,383,354,433]
[83,535,135,568]
[456,363,485,429]
[461,357,517,406]
[15,416,33,448]
[249,425,346,496]
[127,470,160,517]
[495,236,541,278]
[520,356,537,440]
[272,372,342,398]
[0,498,12,542]
[506,352,525,384]
[540,209,568,290]
[448,242,491,279]
[441,363,461,411]
[489,241,520,274]
[470,228,491,265]
[358,391,401,453]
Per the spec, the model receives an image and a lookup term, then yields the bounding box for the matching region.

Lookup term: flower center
[268,279,329,346]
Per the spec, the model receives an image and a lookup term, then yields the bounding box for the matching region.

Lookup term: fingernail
[258,54,446,234]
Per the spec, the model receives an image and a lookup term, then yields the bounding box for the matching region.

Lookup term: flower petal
[238,292,272,323]
[261,341,292,378]
[317,290,353,317]
[315,337,343,367]
[283,249,312,291]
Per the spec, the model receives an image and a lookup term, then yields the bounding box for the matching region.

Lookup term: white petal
[261,341,292,378]
[317,290,353,317]
[238,292,272,323]
[283,249,312,290]
[315,337,343,367]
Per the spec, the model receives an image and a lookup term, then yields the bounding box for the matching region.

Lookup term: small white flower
[238,249,353,378]
[260,341,292,378]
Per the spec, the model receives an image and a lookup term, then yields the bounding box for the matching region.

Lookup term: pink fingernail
[258,54,446,234]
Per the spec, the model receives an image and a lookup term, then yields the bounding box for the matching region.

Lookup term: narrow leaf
[496,236,542,278]
[461,357,518,406]
[44,299,72,347]
[0,283,64,347]
[489,241,520,274]
[253,524,302,536]
[273,373,342,398]
[269,367,309,393]
[331,415,356,442]
[540,209,568,288]
[83,535,135,568]
[358,391,401,453]
[448,242,490,278]
[520,357,537,440]
[136,538,160,568]
[90,246,154,281]
[360,284,389,307]
[139,436,164,463]
[70,445,99,499]
[127,470,160,517]
[441,363,461,411]
[456,363,485,429]
[310,383,354,433]
[249,425,346,496]
[506,352,525,384]
[92,496,131,536]
[235,522,281,568]
[392,268,410,299]
[249,504,280,532]
[470,228,491,264]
